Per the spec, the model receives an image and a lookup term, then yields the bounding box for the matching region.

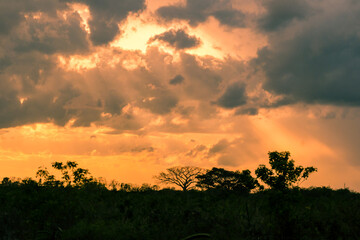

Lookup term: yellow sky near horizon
[1,110,359,191]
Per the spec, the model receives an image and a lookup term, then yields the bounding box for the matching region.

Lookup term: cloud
[179,53,223,101]
[102,113,143,133]
[141,93,178,115]
[131,146,155,153]
[0,0,68,35]
[70,0,146,45]
[13,12,89,54]
[149,28,201,50]
[207,138,259,167]
[0,31,248,132]
[156,0,246,28]
[186,144,207,157]
[0,2,24,35]
[215,82,247,109]
[255,0,360,106]
[103,91,126,115]
[212,9,246,28]
[169,75,185,85]
[0,84,80,128]
[235,107,258,116]
[0,0,249,133]
[257,0,311,31]
[208,139,230,156]
[0,0,89,55]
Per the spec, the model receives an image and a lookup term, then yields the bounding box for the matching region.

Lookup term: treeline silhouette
[0,151,359,240]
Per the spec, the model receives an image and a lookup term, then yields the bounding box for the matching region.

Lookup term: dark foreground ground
[0,184,359,240]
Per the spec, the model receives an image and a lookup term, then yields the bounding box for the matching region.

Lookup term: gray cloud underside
[14,12,89,54]
[235,107,258,116]
[208,139,230,156]
[206,137,259,167]
[0,84,79,128]
[0,0,68,35]
[69,0,146,45]
[156,0,246,28]
[0,41,248,130]
[149,28,201,49]
[0,0,146,129]
[1,0,360,132]
[215,82,247,109]
[255,0,360,106]
[1,0,146,47]
[257,0,312,31]
[140,93,178,115]
[0,0,89,54]
[169,75,185,85]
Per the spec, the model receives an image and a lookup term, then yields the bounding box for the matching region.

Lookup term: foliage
[0,156,359,239]
[196,167,261,193]
[155,166,204,191]
[36,161,95,187]
[108,180,159,192]
[255,151,317,190]
[0,182,359,240]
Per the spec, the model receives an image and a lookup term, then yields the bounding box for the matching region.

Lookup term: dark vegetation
[1,151,359,240]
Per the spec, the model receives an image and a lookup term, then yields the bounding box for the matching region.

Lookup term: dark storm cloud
[149,29,201,50]
[0,2,24,35]
[169,75,185,85]
[257,0,311,31]
[0,0,67,35]
[0,0,89,55]
[103,91,125,115]
[71,108,102,127]
[256,0,360,106]
[0,0,146,129]
[156,0,215,26]
[1,52,59,92]
[141,93,178,115]
[0,57,11,72]
[235,107,258,116]
[3,0,145,47]
[13,12,89,54]
[212,9,246,28]
[179,53,223,101]
[69,0,146,45]
[215,82,247,109]
[103,113,143,133]
[156,0,246,28]
[0,85,80,128]
[0,52,106,129]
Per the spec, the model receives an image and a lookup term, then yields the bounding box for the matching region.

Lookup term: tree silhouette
[155,166,204,191]
[196,167,261,193]
[36,161,94,187]
[255,151,317,190]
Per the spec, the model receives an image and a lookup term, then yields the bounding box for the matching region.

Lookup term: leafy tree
[36,161,94,187]
[36,167,57,186]
[196,167,261,193]
[155,166,204,191]
[255,151,317,190]
[1,177,11,185]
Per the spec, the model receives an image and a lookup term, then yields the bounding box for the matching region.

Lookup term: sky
[0,0,359,191]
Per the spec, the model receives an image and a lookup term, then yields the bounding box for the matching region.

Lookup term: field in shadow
[0,182,359,240]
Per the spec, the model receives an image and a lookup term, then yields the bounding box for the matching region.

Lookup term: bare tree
[155,166,204,191]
